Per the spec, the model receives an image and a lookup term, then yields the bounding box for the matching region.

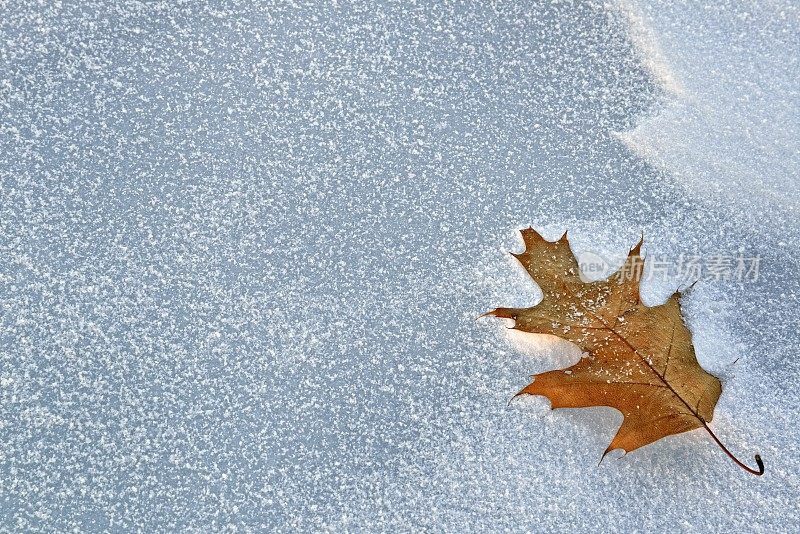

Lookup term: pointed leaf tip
[483,307,520,321]
[630,236,644,256]
[520,227,545,248]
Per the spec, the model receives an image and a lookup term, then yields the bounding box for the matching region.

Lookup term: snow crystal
[1,0,797,531]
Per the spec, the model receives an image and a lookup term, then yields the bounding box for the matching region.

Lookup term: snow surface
[1,0,798,531]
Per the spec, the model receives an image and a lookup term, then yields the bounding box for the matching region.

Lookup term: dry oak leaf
[487,228,763,475]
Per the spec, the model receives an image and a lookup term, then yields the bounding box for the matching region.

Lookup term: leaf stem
[700,421,764,476]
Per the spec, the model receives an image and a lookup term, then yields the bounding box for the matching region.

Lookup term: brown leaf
[488,228,763,475]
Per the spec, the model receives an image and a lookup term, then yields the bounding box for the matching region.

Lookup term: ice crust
[1,0,798,531]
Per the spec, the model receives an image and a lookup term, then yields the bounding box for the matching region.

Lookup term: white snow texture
[1,0,798,531]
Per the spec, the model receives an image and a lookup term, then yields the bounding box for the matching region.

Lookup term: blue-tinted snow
[1,0,798,531]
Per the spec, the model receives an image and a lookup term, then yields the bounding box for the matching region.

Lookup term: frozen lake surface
[1,0,798,530]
